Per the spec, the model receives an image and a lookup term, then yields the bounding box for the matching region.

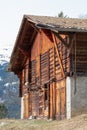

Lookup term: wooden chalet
[8,15,87,120]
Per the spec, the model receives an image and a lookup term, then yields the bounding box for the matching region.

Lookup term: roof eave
[36,23,87,33]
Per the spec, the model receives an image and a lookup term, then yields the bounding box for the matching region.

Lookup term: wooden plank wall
[21,30,70,119]
[70,33,87,76]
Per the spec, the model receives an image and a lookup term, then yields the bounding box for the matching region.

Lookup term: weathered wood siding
[21,30,70,119]
[70,33,87,76]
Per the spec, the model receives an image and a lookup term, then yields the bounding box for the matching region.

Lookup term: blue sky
[0,0,87,47]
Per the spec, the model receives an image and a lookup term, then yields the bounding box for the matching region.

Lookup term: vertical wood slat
[56,83,60,119]
[40,51,49,84]
[23,94,29,119]
[22,69,25,95]
[19,72,23,97]
[25,59,29,82]
[49,48,53,118]
[49,48,56,119]
[28,92,32,117]
[55,79,66,120]
[52,48,56,119]
[31,60,36,87]
[30,60,37,117]
[40,52,49,117]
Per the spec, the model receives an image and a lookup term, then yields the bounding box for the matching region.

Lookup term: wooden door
[56,79,66,120]
[49,46,66,120]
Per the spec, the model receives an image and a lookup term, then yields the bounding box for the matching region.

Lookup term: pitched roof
[8,15,87,74]
[25,15,87,32]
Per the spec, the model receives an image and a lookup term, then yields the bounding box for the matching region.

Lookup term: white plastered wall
[66,77,71,119]
[21,96,24,119]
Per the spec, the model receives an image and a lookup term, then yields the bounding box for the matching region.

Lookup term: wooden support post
[55,33,69,48]
[52,48,56,119]
[50,83,53,119]
[52,82,56,119]
[52,33,65,77]
[23,94,29,119]
[74,34,77,95]
[47,84,50,119]
[49,48,56,119]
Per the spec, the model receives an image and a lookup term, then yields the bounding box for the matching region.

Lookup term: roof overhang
[8,16,38,74]
[36,23,87,33]
[8,15,87,74]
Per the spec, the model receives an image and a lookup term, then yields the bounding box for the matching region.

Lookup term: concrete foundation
[71,76,87,116]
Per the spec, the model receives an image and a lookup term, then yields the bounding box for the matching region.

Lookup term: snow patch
[0,45,12,65]
[0,76,3,81]
[12,82,18,85]
[4,83,11,87]
[0,98,4,103]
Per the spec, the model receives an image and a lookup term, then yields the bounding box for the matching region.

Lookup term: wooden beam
[18,46,30,56]
[68,34,76,49]
[19,20,28,45]
[29,29,37,45]
[54,33,69,48]
[52,33,65,77]
[28,21,39,32]
[54,32,75,50]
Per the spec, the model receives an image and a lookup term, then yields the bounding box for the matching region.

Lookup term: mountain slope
[0,46,21,118]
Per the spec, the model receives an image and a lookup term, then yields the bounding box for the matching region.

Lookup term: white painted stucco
[21,96,24,119]
[66,77,71,119]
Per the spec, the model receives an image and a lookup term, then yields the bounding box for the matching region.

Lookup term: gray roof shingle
[25,15,87,32]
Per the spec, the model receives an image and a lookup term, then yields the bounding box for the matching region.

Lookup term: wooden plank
[55,33,69,48]
[36,56,40,77]
[52,82,56,119]
[49,83,53,118]
[60,85,66,119]
[23,94,29,119]
[55,82,61,119]
[55,79,66,120]
[52,33,65,77]
[28,92,32,116]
